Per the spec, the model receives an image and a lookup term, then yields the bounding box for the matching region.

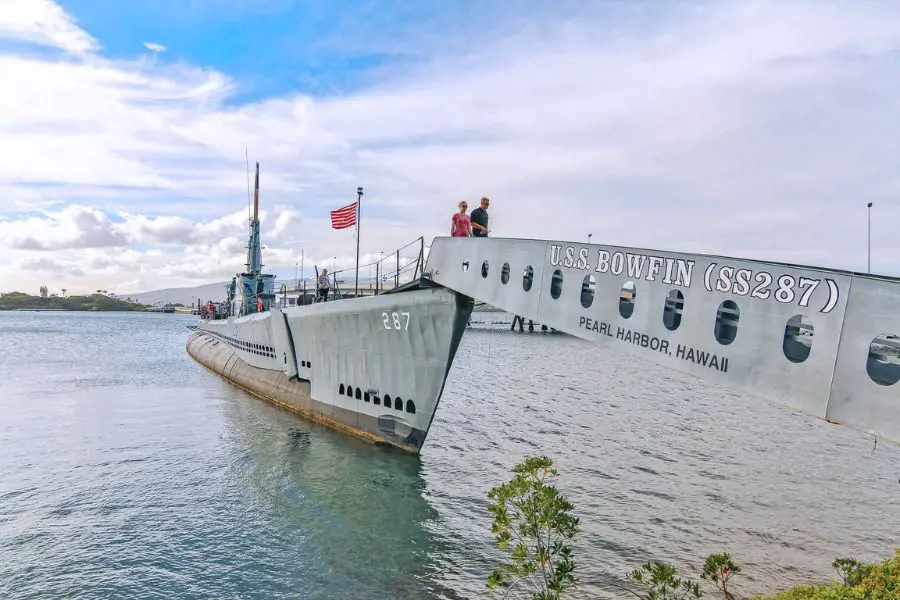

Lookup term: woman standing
[451,200,471,237]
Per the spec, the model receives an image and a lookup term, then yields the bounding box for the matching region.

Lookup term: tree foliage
[486,456,580,600]
[0,291,145,311]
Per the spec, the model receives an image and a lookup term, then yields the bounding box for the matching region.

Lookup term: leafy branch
[486,456,580,600]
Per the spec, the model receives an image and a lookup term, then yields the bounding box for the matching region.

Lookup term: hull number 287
[382,311,410,330]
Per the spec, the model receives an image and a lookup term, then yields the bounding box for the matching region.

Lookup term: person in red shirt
[450,200,471,237]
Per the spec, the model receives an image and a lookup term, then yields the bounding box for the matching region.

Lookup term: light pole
[867,202,873,273]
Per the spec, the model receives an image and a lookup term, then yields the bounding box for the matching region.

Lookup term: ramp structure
[425,236,900,444]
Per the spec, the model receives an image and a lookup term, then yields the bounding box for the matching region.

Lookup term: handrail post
[395,250,399,289]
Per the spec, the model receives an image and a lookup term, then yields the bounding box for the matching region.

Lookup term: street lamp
[867,202,873,273]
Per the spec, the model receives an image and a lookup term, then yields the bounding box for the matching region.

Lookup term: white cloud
[143,42,167,53]
[1,0,899,295]
[0,0,98,54]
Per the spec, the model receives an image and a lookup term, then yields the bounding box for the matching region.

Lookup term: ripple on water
[0,314,898,600]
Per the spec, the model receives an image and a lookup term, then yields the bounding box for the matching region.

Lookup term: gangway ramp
[425,236,900,444]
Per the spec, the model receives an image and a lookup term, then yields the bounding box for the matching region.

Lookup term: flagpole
[356,186,363,298]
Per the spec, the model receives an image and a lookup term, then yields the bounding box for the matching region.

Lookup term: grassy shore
[0,292,146,312]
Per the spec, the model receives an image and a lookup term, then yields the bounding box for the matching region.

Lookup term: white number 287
[382,311,410,330]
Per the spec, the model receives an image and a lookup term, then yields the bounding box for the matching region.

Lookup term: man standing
[470,196,490,237]
[317,269,330,302]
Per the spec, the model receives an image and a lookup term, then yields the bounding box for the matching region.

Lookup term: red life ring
[257,297,263,312]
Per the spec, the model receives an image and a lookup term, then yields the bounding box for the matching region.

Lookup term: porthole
[394,396,403,411]
[406,400,416,414]
[714,300,740,345]
[347,386,354,397]
[619,281,636,319]
[355,388,361,400]
[523,266,534,292]
[384,394,392,409]
[373,396,381,405]
[867,334,900,386]
[580,275,595,308]
[364,392,370,402]
[663,290,684,331]
[783,315,813,363]
[481,260,489,278]
[550,269,563,300]
[339,384,345,395]
[501,263,510,285]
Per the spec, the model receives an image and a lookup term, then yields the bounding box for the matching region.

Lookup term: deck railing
[275,237,427,307]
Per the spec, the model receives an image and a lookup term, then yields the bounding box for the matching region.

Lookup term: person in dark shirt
[470,197,490,237]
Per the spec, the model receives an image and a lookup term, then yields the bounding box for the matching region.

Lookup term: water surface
[0,311,896,599]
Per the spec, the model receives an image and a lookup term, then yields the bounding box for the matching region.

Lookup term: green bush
[486,456,580,600]
[484,457,898,600]
[751,550,899,600]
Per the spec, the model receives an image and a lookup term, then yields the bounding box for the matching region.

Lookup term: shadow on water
[216,388,461,600]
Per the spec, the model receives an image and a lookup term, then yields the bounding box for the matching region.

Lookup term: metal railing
[274,237,427,307]
[329,236,426,299]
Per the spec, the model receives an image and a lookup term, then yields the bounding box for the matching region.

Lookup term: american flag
[330,202,357,229]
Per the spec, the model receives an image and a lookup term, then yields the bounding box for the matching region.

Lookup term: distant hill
[0,292,144,312]
[128,282,230,307]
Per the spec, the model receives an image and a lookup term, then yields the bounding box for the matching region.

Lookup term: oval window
[550,269,563,299]
[783,315,813,363]
[581,275,596,309]
[867,334,900,386]
[619,281,636,319]
[663,290,684,331]
[523,266,534,292]
[481,260,489,278]
[501,263,510,285]
[714,300,740,345]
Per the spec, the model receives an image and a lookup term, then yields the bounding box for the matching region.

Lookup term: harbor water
[1,311,897,599]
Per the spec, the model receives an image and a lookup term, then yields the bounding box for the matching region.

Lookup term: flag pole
[356,186,363,298]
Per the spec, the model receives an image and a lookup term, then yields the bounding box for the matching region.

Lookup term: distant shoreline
[0,292,150,312]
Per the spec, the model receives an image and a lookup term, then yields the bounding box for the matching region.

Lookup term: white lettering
[577,248,589,270]
[626,253,647,279]
[675,259,694,287]
[662,258,675,284]
[550,245,561,266]
[715,266,734,293]
[646,256,664,281]
[732,268,751,296]
[595,250,610,273]
[382,311,411,330]
[610,252,625,275]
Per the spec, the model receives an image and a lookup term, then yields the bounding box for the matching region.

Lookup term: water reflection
[218,391,451,599]
[782,315,813,363]
[867,333,900,386]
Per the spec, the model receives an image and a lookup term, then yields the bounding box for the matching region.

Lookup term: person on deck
[470,196,489,237]
[451,200,471,237]
[317,269,330,302]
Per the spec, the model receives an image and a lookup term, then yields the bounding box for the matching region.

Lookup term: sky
[0,0,898,296]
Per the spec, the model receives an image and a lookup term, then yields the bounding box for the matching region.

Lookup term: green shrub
[483,456,898,600]
[486,456,580,600]
[750,550,899,600]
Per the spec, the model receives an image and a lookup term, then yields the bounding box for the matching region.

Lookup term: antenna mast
[245,147,251,221]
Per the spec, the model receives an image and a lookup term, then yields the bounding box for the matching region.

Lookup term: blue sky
[0,1,898,294]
